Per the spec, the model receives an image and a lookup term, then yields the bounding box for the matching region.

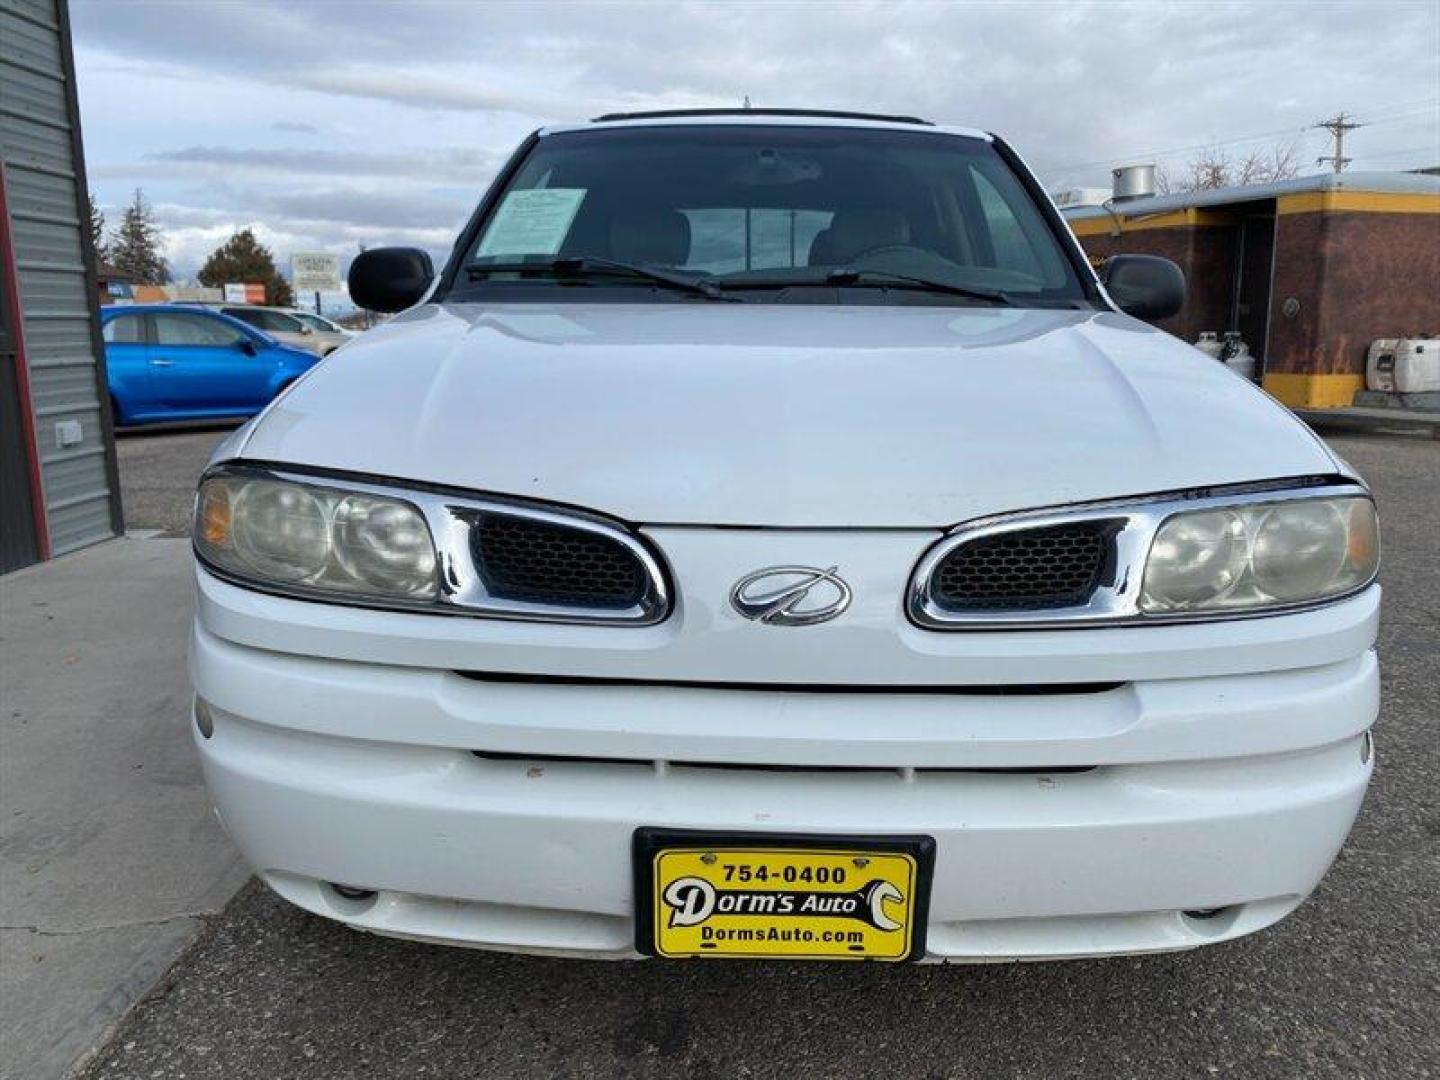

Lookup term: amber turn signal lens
[198,483,232,547]
[1347,498,1380,572]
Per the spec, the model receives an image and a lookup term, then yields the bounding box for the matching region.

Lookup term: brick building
[1063,172,1440,408]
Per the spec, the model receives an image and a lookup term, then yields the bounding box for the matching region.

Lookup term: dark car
[101,304,320,426]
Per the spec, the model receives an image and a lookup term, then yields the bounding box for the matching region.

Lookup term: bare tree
[1185,145,1234,192]
[1154,140,1303,194]
[1235,141,1302,186]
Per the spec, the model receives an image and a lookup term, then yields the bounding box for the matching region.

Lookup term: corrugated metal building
[1063,171,1440,409]
[1,0,123,572]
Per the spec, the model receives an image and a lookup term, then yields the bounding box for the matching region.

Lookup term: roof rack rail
[590,107,934,126]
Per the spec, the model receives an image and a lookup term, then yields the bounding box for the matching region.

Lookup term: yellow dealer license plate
[634,830,935,962]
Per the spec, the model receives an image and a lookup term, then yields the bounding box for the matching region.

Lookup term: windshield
[457,124,1087,305]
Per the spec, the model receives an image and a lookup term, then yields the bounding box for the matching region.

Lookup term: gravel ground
[86,429,1438,1080]
[116,424,238,535]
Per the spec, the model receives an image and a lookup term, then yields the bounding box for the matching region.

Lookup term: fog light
[1183,907,1226,920]
[194,697,214,739]
[329,883,376,901]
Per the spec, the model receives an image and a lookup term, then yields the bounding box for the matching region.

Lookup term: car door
[291,313,350,353]
[222,307,318,354]
[149,311,269,413]
[100,311,152,420]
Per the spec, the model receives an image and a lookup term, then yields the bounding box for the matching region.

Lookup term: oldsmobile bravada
[190,110,1379,962]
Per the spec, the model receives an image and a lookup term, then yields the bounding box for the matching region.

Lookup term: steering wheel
[836,242,931,264]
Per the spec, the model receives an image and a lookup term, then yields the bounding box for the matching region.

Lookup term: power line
[1315,112,1364,173]
[1353,97,1440,122]
[1349,145,1440,164]
[1038,124,1311,174]
[1037,96,1439,176]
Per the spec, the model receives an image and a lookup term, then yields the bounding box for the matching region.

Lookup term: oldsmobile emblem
[729,566,852,627]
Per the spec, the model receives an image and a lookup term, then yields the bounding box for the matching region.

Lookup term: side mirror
[348,247,434,313]
[1101,254,1186,321]
[239,339,258,356]
[299,325,314,335]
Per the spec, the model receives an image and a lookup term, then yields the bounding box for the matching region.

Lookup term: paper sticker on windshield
[476,188,586,258]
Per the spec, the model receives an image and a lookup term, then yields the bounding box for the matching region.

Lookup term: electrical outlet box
[55,419,83,448]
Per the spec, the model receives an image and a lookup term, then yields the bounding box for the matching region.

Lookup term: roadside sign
[291,252,341,293]
[222,283,248,303]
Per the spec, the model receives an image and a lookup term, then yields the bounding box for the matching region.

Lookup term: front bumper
[192,616,1377,961]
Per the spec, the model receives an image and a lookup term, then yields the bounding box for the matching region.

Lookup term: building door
[1232,211,1276,366]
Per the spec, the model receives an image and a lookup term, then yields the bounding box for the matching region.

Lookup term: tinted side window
[103,314,145,344]
[153,313,244,347]
[228,308,298,332]
[223,308,264,328]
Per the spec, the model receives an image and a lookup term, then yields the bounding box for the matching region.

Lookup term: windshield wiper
[823,267,1014,305]
[465,256,736,300]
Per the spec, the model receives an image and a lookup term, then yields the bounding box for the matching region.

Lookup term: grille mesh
[472,514,647,608]
[932,522,1112,611]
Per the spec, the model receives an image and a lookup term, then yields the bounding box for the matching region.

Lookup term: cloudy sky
[71,0,1440,291]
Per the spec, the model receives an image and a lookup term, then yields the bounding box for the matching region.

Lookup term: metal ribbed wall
[0,0,122,556]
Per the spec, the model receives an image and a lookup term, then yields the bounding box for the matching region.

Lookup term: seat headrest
[608,210,691,266]
[808,208,912,266]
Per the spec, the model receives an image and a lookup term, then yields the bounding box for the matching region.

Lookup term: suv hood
[235,302,1338,527]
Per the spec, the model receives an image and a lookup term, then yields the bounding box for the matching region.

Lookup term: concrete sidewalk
[0,538,248,1080]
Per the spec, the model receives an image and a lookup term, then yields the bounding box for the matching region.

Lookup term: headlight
[1141,494,1377,613]
[196,473,437,601]
[193,464,671,624]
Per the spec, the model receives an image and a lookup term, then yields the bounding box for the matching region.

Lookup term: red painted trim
[0,161,52,560]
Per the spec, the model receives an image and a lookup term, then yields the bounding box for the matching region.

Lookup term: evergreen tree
[197,229,294,307]
[87,194,108,263]
[109,189,170,284]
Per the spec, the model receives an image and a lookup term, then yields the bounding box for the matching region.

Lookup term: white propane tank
[1217,332,1256,381]
[1223,340,1256,382]
[1194,331,1223,359]
[1367,338,1440,393]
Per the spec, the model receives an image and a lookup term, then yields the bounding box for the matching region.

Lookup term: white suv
[190,110,1379,963]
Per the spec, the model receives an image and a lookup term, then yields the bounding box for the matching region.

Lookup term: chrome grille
[910,481,1369,629]
[931,522,1112,611]
[472,513,648,608]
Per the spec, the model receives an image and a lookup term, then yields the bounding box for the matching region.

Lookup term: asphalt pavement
[115,423,240,535]
[66,427,1440,1078]
[0,539,248,1080]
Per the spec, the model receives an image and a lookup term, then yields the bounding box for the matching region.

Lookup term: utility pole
[1315,112,1363,173]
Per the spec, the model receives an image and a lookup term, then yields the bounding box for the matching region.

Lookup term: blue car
[101,304,320,426]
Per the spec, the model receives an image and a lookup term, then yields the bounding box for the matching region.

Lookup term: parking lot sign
[291,252,341,293]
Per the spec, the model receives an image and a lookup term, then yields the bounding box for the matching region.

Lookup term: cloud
[285,68,571,117]
[143,144,504,182]
[70,0,1440,286]
[148,202,456,282]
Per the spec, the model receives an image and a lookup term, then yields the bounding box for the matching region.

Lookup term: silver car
[287,310,357,345]
[214,305,348,356]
